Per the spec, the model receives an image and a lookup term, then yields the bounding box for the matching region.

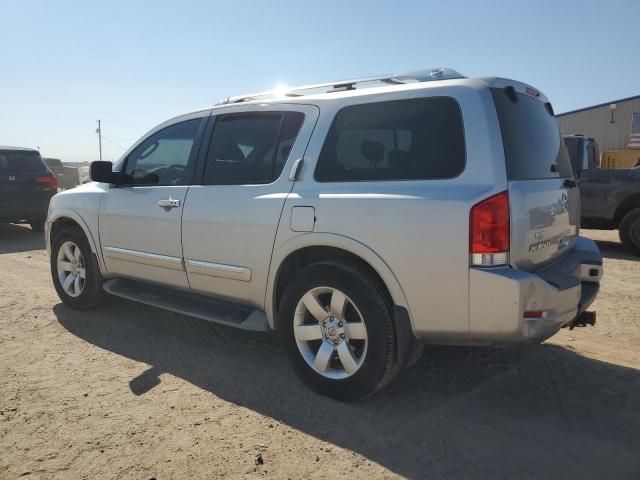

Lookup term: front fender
[46,208,106,275]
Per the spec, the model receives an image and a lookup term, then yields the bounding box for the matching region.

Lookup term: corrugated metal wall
[557,97,640,151]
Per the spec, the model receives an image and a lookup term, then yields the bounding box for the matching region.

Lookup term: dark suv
[0,146,58,231]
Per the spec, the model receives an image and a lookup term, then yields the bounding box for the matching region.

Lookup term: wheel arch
[266,233,411,331]
[614,193,640,227]
[48,210,106,274]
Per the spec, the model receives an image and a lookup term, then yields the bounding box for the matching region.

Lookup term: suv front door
[99,113,208,288]
[181,104,318,307]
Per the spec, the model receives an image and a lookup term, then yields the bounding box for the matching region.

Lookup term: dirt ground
[1,224,639,479]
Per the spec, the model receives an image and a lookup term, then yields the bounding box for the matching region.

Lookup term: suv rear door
[181,104,318,307]
[491,83,579,271]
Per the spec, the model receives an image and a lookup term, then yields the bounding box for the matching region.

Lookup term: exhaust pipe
[567,311,596,330]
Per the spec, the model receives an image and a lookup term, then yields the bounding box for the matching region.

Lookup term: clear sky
[1,0,638,162]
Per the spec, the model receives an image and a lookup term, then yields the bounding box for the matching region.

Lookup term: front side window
[314,97,465,182]
[203,112,304,185]
[123,118,202,186]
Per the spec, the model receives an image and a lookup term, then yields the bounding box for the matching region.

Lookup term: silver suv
[46,68,603,400]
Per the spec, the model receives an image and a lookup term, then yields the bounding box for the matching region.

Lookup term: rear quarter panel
[275,81,508,341]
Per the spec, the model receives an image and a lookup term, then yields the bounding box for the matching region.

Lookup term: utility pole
[96,119,103,161]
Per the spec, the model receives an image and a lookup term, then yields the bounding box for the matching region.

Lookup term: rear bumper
[0,198,51,222]
[469,236,602,343]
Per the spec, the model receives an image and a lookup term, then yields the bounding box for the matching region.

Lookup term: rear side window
[314,97,465,182]
[491,88,572,180]
[203,112,304,185]
[0,150,47,173]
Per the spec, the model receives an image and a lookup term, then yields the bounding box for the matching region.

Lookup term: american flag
[629,112,640,149]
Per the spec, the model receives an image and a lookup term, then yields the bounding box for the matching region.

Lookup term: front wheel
[51,226,105,309]
[619,207,640,256]
[279,262,399,400]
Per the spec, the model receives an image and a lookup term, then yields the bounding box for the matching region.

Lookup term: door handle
[158,197,180,209]
[289,157,304,181]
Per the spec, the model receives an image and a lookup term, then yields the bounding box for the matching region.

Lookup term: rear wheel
[279,262,398,400]
[51,226,105,309]
[619,207,640,256]
[30,220,45,232]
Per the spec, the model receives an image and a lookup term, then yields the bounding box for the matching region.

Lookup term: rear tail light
[35,175,58,190]
[470,191,509,267]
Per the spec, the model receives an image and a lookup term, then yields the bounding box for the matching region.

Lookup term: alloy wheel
[293,287,368,379]
[56,240,86,298]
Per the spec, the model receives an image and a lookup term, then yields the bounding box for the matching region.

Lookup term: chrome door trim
[187,259,252,282]
[104,246,184,271]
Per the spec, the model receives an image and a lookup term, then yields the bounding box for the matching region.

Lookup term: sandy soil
[1,224,639,479]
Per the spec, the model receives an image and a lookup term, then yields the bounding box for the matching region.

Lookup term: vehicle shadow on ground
[595,238,638,261]
[0,223,45,254]
[54,302,640,479]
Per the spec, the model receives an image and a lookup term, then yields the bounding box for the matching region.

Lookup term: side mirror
[90,161,115,183]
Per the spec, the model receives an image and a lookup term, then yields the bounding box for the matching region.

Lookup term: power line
[0,131,136,140]
[0,114,150,126]
[101,135,128,150]
[0,132,95,137]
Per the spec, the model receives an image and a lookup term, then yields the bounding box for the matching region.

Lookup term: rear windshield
[491,88,572,180]
[0,150,47,173]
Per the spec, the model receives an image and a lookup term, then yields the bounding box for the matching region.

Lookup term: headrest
[361,140,384,165]
[217,140,245,162]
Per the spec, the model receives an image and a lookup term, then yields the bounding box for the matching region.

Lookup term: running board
[102,278,269,332]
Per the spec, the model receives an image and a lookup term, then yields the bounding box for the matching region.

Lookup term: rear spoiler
[479,77,550,104]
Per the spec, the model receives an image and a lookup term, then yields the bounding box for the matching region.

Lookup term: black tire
[30,220,45,232]
[279,261,398,401]
[619,207,640,256]
[51,226,105,309]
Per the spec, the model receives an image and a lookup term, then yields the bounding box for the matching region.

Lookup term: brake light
[35,175,58,190]
[470,191,509,267]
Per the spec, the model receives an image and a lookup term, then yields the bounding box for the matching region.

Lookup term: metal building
[556,94,640,152]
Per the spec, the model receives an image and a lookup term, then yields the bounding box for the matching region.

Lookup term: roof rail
[217,67,465,105]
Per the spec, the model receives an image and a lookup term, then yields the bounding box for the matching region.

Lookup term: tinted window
[203,112,304,185]
[314,97,465,182]
[124,118,202,185]
[0,150,47,173]
[587,143,598,169]
[563,136,584,177]
[492,88,572,180]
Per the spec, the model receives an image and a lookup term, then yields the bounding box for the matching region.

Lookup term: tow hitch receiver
[566,311,596,330]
